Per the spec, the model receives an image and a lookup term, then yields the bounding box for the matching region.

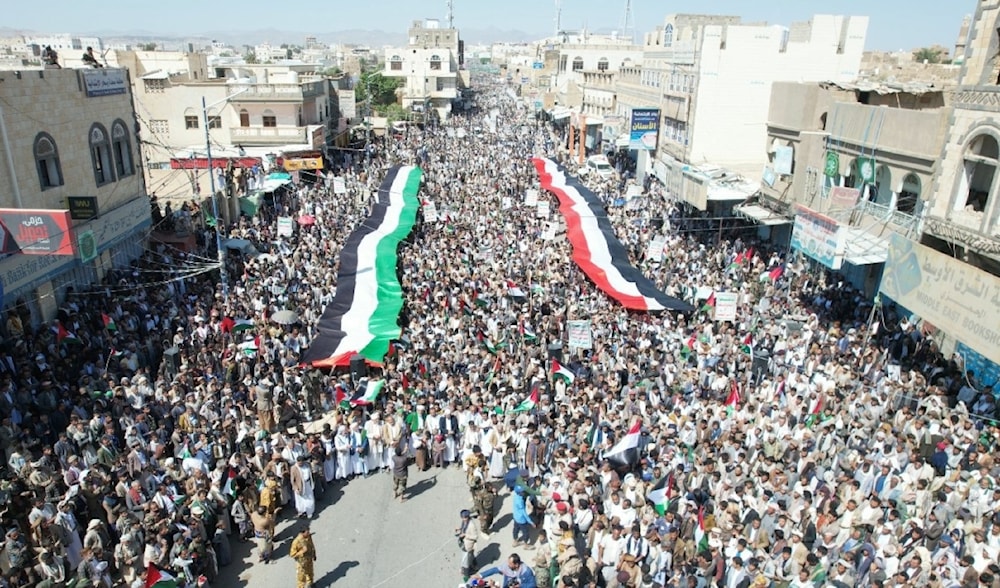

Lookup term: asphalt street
[216,463,522,588]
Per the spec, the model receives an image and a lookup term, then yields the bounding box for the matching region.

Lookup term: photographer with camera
[471,553,537,588]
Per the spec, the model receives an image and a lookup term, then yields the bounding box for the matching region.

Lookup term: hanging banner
[282,157,324,171]
[645,235,667,262]
[773,146,794,175]
[823,151,840,177]
[790,205,845,270]
[713,292,739,322]
[423,201,439,222]
[629,108,660,150]
[525,189,539,206]
[857,157,877,184]
[880,233,1000,365]
[0,209,75,256]
[277,216,294,237]
[536,201,550,219]
[829,186,860,209]
[567,319,593,349]
[77,230,97,263]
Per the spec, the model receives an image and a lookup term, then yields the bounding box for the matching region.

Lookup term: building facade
[752,81,952,293]
[383,19,467,118]
[0,68,150,323]
[615,14,868,211]
[118,52,335,205]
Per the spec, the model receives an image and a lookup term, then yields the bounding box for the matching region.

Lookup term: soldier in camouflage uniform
[468,456,496,531]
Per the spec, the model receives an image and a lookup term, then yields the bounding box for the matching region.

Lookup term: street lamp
[202,87,249,304]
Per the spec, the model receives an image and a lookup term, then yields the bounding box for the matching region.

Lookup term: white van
[584,155,616,180]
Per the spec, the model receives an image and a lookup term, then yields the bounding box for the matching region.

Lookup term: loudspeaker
[349,354,368,382]
[751,348,770,379]
[547,342,563,363]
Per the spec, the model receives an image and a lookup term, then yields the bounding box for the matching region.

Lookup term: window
[956,133,998,214]
[184,115,199,129]
[572,57,584,71]
[597,57,609,72]
[239,109,250,127]
[149,119,169,134]
[111,119,134,178]
[559,55,568,72]
[390,55,403,71]
[262,111,277,127]
[897,173,921,215]
[143,78,165,93]
[430,54,442,71]
[664,24,674,47]
[33,132,63,190]
[208,116,222,129]
[89,123,115,187]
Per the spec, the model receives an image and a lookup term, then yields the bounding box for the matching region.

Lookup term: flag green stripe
[358,167,423,362]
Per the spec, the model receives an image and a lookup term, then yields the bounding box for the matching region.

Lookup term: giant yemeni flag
[533,157,693,313]
[303,166,422,367]
[603,420,643,469]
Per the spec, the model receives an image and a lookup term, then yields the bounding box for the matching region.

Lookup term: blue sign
[521,77,529,84]
[629,108,660,150]
[956,341,1000,389]
[532,62,544,70]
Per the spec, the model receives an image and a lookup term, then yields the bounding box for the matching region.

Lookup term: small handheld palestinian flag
[694,506,709,554]
[145,563,178,588]
[512,383,539,413]
[551,358,575,383]
[102,313,117,332]
[351,379,385,406]
[646,473,674,516]
[725,381,741,417]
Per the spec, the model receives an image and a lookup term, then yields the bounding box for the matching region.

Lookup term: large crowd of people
[0,71,995,588]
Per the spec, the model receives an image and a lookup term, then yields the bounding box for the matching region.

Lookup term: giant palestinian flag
[303,166,422,367]
[532,157,693,312]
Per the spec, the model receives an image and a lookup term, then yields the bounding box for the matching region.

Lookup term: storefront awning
[842,228,889,266]
[550,107,571,121]
[734,204,791,226]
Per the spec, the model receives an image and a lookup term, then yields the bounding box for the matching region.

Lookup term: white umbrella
[270,310,299,325]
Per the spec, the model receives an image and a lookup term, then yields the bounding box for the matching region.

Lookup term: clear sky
[5,0,975,51]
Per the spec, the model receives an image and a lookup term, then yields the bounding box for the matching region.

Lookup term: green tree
[245,52,258,64]
[356,69,401,108]
[381,103,408,124]
[913,46,943,64]
[140,42,157,51]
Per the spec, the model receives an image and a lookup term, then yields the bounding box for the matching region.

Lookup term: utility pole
[201,88,248,305]
[446,0,454,29]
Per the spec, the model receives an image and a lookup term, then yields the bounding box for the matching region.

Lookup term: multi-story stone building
[0,68,150,322]
[116,51,336,207]
[750,81,952,292]
[615,14,868,212]
[383,19,467,119]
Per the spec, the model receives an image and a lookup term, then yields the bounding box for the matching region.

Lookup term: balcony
[230,126,309,145]
[227,81,326,102]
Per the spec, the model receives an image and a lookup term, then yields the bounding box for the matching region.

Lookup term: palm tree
[913,47,943,64]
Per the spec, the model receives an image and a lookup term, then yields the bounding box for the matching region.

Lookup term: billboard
[629,108,660,150]
[0,209,75,256]
[880,233,1000,366]
[790,205,844,270]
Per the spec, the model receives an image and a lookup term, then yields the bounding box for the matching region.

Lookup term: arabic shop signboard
[629,108,660,151]
[790,205,845,270]
[81,68,128,97]
[0,209,75,256]
[67,196,99,220]
[880,233,1000,366]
